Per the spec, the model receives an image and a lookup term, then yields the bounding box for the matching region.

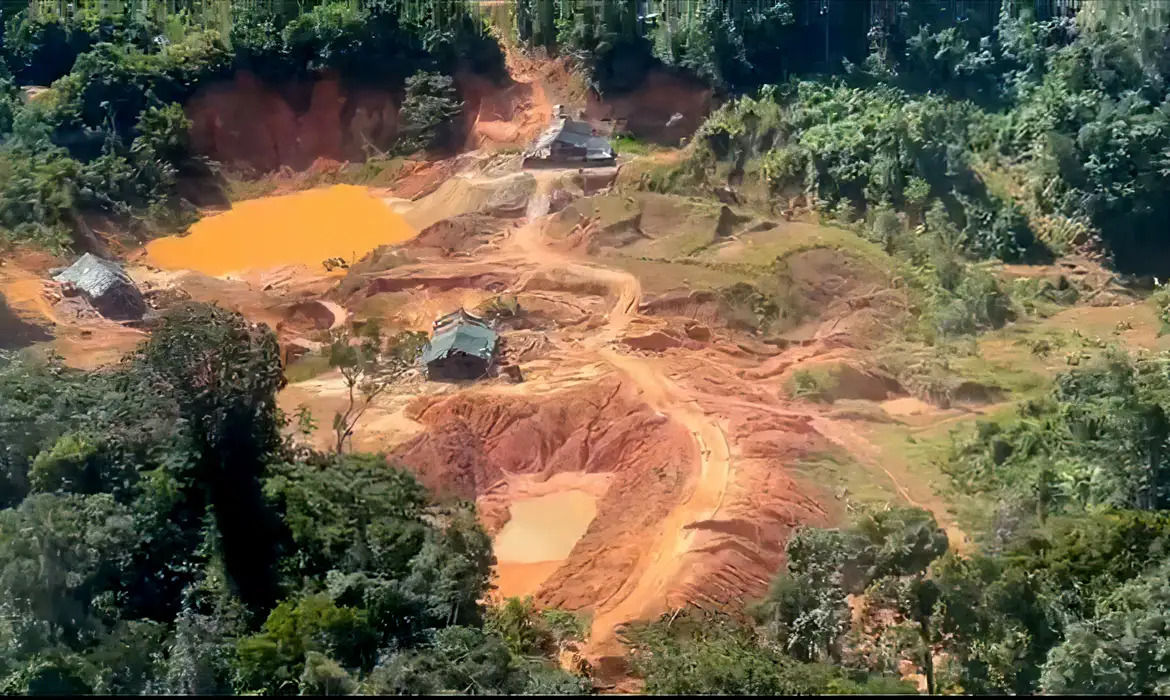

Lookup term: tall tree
[137,302,286,613]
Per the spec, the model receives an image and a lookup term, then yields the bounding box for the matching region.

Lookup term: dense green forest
[0,302,594,694]
[576,0,1170,276]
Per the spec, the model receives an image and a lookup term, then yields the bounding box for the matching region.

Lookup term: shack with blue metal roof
[522,112,616,168]
[421,308,499,381]
[52,253,146,321]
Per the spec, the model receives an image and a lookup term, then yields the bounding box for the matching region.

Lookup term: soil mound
[409,213,510,257]
[770,246,903,349]
[277,300,344,334]
[782,247,889,315]
[337,246,417,297]
[394,378,696,608]
[518,267,616,301]
[622,329,682,352]
[639,290,721,324]
[396,377,674,496]
[340,213,508,295]
[685,322,712,341]
[350,263,518,301]
[671,410,830,612]
[389,173,537,231]
[547,193,723,249]
[783,359,902,402]
[461,73,551,151]
[387,158,466,199]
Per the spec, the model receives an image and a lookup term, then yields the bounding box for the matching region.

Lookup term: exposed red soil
[671,409,831,611]
[396,376,689,518]
[385,158,466,199]
[621,329,683,352]
[503,49,590,112]
[639,289,722,325]
[187,71,399,172]
[460,72,551,151]
[352,264,518,298]
[188,54,557,173]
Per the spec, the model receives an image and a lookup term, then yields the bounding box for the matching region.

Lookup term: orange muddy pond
[493,490,598,599]
[145,185,415,276]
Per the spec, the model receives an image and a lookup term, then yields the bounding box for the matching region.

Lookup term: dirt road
[504,209,731,656]
[588,348,731,653]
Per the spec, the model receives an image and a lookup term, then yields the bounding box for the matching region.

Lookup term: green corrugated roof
[421,321,498,365]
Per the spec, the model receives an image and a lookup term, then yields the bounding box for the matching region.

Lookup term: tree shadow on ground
[0,293,52,350]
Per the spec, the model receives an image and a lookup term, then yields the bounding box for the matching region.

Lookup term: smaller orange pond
[492,490,599,600]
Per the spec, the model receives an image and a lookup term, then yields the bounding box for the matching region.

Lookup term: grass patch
[1005,274,1080,318]
[697,221,893,273]
[223,174,280,202]
[598,255,753,295]
[786,367,841,402]
[624,226,717,260]
[284,352,331,384]
[789,449,899,513]
[861,416,997,538]
[951,348,1049,399]
[544,194,640,240]
[614,134,661,157]
[878,335,1052,408]
[969,310,1170,393]
[547,192,723,253]
[222,157,407,204]
[340,156,406,186]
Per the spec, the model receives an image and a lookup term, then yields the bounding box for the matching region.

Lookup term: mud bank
[187,70,550,172]
[187,71,400,172]
[460,72,551,151]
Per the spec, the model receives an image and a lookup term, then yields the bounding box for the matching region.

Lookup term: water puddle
[494,561,564,601]
[495,489,597,563]
[145,185,415,276]
[493,489,598,599]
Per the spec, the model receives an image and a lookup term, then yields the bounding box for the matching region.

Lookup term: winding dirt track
[589,348,731,652]
[503,213,733,656]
